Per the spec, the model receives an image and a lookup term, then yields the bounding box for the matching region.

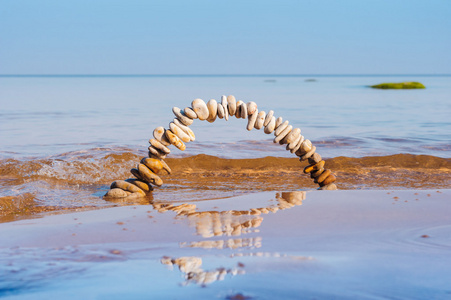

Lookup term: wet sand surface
[1,153,450,223]
[1,189,450,299]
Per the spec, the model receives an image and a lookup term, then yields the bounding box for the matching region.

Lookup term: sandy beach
[1,189,450,299]
[2,0,451,298]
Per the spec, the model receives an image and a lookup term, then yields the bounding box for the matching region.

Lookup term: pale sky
[1,0,450,74]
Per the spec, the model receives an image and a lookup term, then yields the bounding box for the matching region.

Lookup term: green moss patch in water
[370,82,426,89]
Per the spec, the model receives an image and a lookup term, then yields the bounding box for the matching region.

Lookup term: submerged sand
[1,189,450,299]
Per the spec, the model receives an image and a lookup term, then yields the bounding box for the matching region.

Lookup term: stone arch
[105,95,337,199]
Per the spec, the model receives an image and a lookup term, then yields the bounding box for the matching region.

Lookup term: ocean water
[1,75,450,159]
[0,75,450,221]
[1,76,451,298]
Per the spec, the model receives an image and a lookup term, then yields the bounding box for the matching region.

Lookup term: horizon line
[0,73,450,78]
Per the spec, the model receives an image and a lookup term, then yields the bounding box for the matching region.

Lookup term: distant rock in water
[370,82,426,89]
[264,79,277,83]
[305,78,317,82]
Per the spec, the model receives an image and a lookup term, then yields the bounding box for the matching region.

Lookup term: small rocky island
[370,82,425,89]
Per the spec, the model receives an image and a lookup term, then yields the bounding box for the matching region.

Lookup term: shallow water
[1,190,450,299]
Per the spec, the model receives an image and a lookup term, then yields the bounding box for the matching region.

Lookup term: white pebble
[227,95,237,115]
[247,109,258,131]
[192,99,209,121]
[264,110,274,126]
[274,125,292,143]
[247,101,257,115]
[206,99,218,123]
[264,116,276,134]
[254,111,266,130]
[275,120,289,136]
[275,117,283,128]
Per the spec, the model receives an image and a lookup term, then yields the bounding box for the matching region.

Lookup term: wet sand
[1,153,450,223]
[1,189,450,299]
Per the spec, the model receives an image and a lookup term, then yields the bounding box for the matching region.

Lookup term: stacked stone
[105,95,337,198]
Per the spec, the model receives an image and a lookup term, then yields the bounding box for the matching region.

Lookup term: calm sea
[1,75,450,159]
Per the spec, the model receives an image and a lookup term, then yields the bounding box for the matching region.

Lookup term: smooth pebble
[148,145,167,159]
[141,157,171,174]
[275,120,289,136]
[308,153,322,164]
[247,109,258,131]
[319,183,338,190]
[165,130,186,151]
[264,110,274,127]
[191,99,209,121]
[235,100,244,118]
[264,116,276,134]
[126,178,153,192]
[173,118,195,141]
[149,138,171,154]
[105,188,129,198]
[153,127,171,146]
[217,102,225,119]
[299,146,316,161]
[169,122,191,143]
[240,101,247,119]
[206,99,218,123]
[274,125,292,144]
[247,101,257,115]
[227,95,237,116]
[172,107,193,126]
[111,180,146,196]
[286,128,301,144]
[138,163,163,186]
[317,169,331,184]
[184,107,198,119]
[275,117,283,128]
[290,135,305,153]
[254,111,266,130]
[286,133,302,150]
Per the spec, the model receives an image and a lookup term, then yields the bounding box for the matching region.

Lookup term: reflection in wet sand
[158,191,306,286]
[181,237,262,250]
[161,256,245,286]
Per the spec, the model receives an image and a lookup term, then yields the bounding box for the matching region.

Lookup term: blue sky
[1,0,450,74]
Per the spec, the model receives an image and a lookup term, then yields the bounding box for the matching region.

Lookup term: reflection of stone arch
[158,191,309,286]
[105,96,337,199]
